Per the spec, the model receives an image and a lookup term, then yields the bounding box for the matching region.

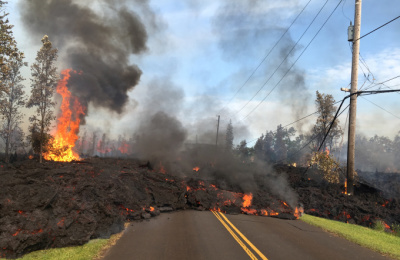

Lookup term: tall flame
[43,69,85,162]
[242,193,253,208]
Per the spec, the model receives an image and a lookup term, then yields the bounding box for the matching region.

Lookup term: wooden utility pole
[216,115,220,146]
[346,0,362,195]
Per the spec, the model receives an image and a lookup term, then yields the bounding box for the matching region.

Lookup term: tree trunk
[40,116,44,163]
[40,142,43,163]
[5,138,9,163]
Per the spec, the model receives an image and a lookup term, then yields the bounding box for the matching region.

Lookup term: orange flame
[44,69,85,162]
[193,166,200,172]
[28,155,33,159]
[242,193,252,208]
[294,207,304,219]
[383,222,391,230]
[269,210,279,216]
[118,142,129,154]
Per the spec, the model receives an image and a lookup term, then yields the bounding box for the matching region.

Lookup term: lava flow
[43,69,85,162]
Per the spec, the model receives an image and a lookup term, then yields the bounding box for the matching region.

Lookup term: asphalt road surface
[102,210,392,260]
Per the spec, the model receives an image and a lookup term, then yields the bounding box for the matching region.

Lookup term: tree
[236,140,253,163]
[254,134,264,160]
[274,124,287,162]
[225,119,234,152]
[26,35,58,163]
[0,1,19,95]
[0,4,26,163]
[0,57,26,162]
[311,91,343,152]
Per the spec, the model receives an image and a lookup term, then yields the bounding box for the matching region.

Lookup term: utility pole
[346,0,362,195]
[216,115,220,146]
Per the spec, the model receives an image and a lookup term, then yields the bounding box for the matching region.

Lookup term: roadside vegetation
[301,214,400,259]
[5,227,125,260]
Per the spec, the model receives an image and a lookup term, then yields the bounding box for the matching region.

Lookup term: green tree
[0,55,26,162]
[236,139,252,162]
[254,133,264,160]
[274,124,287,162]
[312,91,343,152]
[0,1,19,95]
[225,119,234,152]
[26,35,58,163]
[0,3,26,163]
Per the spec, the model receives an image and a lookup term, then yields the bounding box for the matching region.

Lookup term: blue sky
[6,0,400,144]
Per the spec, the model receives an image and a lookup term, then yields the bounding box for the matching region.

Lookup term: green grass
[5,227,126,260]
[10,239,108,260]
[301,214,400,259]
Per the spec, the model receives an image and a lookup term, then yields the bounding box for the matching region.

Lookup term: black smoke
[19,0,154,115]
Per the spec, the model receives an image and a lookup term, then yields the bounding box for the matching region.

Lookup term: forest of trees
[227,91,400,174]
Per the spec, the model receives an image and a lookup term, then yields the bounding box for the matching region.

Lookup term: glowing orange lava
[242,193,253,208]
[193,166,200,172]
[241,208,257,214]
[294,207,304,219]
[43,69,85,162]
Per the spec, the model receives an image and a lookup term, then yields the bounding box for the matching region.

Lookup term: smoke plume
[213,0,311,132]
[19,0,154,116]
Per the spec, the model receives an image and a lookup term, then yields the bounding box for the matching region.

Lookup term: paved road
[102,210,392,260]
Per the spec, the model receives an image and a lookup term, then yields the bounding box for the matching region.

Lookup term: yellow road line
[211,210,258,260]
[218,212,269,260]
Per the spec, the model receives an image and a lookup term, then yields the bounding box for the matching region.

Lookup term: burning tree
[0,5,26,163]
[26,35,58,163]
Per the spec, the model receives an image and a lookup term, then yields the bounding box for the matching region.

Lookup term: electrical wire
[355,15,400,41]
[218,0,313,116]
[241,0,344,121]
[360,96,400,120]
[364,75,400,91]
[228,0,331,119]
[246,100,342,144]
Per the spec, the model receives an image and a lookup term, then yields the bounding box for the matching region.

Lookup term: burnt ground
[0,158,399,258]
[278,165,400,227]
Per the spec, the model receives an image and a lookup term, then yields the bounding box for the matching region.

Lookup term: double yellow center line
[211,210,268,260]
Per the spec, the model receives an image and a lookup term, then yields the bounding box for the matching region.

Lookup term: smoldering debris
[0,158,301,258]
[1,158,399,258]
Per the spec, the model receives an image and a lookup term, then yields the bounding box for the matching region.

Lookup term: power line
[241,0,344,121]
[277,103,350,165]
[360,96,400,120]
[356,15,400,41]
[364,75,400,93]
[246,100,342,144]
[218,0,313,115]
[228,0,331,119]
